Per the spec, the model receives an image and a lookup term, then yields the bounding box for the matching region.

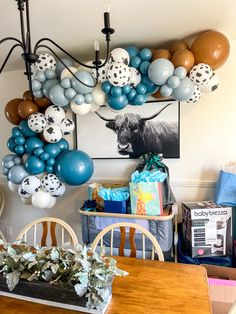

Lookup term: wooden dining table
[0,257,212,314]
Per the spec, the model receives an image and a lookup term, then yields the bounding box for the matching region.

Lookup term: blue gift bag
[214,169,236,206]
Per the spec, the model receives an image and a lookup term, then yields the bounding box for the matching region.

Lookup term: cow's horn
[95,111,115,122]
[142,103,173,121]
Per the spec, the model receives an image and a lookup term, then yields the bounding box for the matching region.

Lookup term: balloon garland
[1,30,230,208]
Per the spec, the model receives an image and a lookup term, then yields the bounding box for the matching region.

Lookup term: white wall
[0,41,235,242]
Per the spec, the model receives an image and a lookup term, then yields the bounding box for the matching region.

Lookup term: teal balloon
[74,94,85,105]
[127,89,137,101]
[107,95,127,110]
[160,84,173,97]
[32,79,42,91]
[139,61,150,75]
[55,58,73,76]
[7,137,16,152]
[15,145,25,156]
[56,139,69,152]
[136,83,147,94]
[148,58,174,85]
[15,136,25,145]
[132,93,147,106]
[19,120,36,137]
[12,127,22,138]
[102,81,112,93]
[141,75,159,94]
[55,150,94,186]
[44,143,62,158]
[25,137,44,154]
[174,66,187,80]
[40,152,50,161]
[125,46,139,58]
[65,88,76,100]
[61,77,71,89]
[42,79,60,98]
[35,71,46,82]
[46,157,55,166]
[71,71,94,95]
[34,147,44,157]
[85,93,93,104]
[7,165,29,184]
[110,86,122,97]
[172,77,195,101]
[25,155,45,175]
[33,90,43,99]
[45,166,54,174]
[49,84,69,107]
[139,48,152,61]
[45,69,57,80]
[130,56,141,69]
[122,85,131,94]
[167,76,180,89]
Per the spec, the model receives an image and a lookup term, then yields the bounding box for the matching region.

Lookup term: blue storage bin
[104,200,126,214]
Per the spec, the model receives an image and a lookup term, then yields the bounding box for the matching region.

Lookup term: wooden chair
[0,186,6,242]
[90,222,164,261]
[16,217,78,249]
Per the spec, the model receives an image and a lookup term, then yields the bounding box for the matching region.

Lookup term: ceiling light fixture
[0,0,114,96]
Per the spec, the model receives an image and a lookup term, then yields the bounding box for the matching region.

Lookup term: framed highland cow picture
[75,100,180,159]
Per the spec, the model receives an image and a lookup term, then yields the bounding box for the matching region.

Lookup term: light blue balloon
[45,69,57,80]
[49,84,70,107]
[2,154,16,166]
[139,48,152,61]
[136,83,147,94]
[55,58,73,76]
[71,71,95,95]
[107,95,128,110]
[25,137,44,154]
[139,61,150,75]
[141,75,159,94]
[7,165,29,184]
[167,76,180,89]
[13,157,22,165]
[5,160,15,169]
[102,81,112,94]
[85,93,93,104]
[172,77,195,101]
[61,77,71,89]
[19,120,36,137]
[2,167,8,176]
[74,94,85,105]
[110,86,122,97]
[42,79,60,98]
[125,46,139,58]
[174,66,187,80]
[65,88,76,100]
[25,155,45,175]
[33,90,43,99]
[160,84,173,97]
[148,58,174,85]
[35,71,46,82]
[32,79,42,91]
[130,56,141,69]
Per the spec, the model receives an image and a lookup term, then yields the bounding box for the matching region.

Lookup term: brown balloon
[152,49,172,60]
[18,100,39,119]
[170,41,189,55]
[152,90,167,100]
[23,90,33,100]
[171,49,195,72]
[35,97,51,109]
[5,98,24,125]
[191,30,230,70]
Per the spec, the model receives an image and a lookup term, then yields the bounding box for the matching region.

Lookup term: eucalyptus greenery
[0,241,128,310]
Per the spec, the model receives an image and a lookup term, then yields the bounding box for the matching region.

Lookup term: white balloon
[41,174,60,193]
[129,67,141,87]
[201,73,220,93]
[59,118,75,135]
[32,190,51,209]
[90,103,101,112]
[107,62,131,87]
[91,83,106,106]
[61,67,78,80]
[45,105,66,125]
[52,182,66,197]
[46,196,57,209]
[109,48,130,65]
[21,175,41,195]
[21,196,32,205]
[28,112,47,133]
[18,185,31,198]
[70,101,91,115]
[8,181,18,192]
[43,124,62,143]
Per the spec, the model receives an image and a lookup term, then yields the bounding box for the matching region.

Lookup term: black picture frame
[75,99,180,159]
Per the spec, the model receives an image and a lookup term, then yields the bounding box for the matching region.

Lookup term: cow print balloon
[28,112,47,133]
[187,85,201,103]
[189,63,213,86]
[201,73,220,93]
[41,174,60,193]
[108,48,130,65]
[51,182,65,197]
[45,105,65,125]
[107,62,131,87]
[129,67,141,87]
[35,53,57,72]
[59,118,75,135]
[43,124,62,143]
[91,59,109,83]
[18,185,31,199]
[21,175,41,194]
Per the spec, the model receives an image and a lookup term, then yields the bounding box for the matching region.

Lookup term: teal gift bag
[214,168,236,206]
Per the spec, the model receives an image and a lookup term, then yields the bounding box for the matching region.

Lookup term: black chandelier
[0,0,115,97]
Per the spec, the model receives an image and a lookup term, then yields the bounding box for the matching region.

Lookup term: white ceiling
[0,0,236,72]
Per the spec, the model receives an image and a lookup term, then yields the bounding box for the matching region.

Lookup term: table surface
[0,257,212,314]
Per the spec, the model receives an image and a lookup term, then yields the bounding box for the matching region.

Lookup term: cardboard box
[182,201,232,258]
[202,264,236,314]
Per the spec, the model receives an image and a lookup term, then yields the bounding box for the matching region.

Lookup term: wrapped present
[98,186,129,214]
